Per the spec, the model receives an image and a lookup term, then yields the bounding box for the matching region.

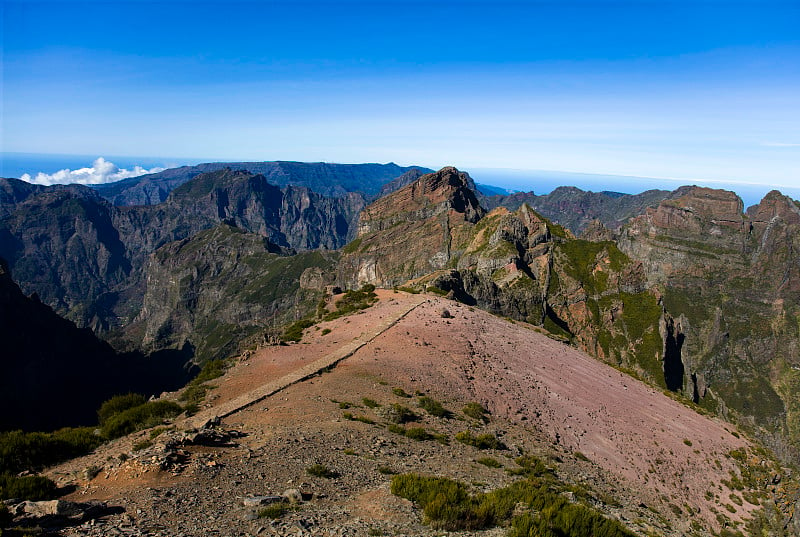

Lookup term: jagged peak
[747,189,800,223]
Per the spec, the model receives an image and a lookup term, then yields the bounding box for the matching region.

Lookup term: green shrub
[683,439,693,447]
[355,415,375,424]
[193,359,226,383]
[0,427,103,475]
[382,403,417,424]
[362,398,380,408]
[0,473,58,501]
[574,451,590,462]
[321,328,332,335]
[387,423,405,435]
[179,383,209,405]
[418,396,451,418]
[455,431,505,450]
[97,393,147,425]
[378,466,397,475]
[391,473,636,536]
[404,428,433,441]
[476,457,502,468]
[258,502,293,519]
[323,285,379,321]
[392,387,411,398]
[101,400,183,439]
[306,464,339,478]
[463,402,488,421]
[509,455,549,477]
[282,317,316,342]
[338,401,352,409]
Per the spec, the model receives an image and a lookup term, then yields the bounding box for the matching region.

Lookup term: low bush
[258,502,293,519]
[306,464,339,478]
[101,400,183,439]
[463,402,489,422]
[392,387,411,398]
[418,396,451,418]
[282,317,316,343]
[0,427,103,475]
[391,473,635,536]
[97,393,147,425]
[193,359,226,383]
[0,473,58,501]
[477,457,502,468]
[323,284,378,321]
[404,428,433,441]
[362,398,380,408]
[382,404,417,424]
[455,431,505,450]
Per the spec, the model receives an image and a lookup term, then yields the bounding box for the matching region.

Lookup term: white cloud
[761,142,800,148]
[20,157,165,186]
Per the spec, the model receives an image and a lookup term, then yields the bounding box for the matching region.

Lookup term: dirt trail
[185,292,427,429]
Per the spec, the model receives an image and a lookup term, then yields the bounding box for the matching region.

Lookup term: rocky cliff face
[339,167,665,386]
[618,186,800,457]
[0,257,192,431]
[127,223,338,362]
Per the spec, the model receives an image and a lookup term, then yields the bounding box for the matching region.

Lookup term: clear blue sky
[2,0,799,193]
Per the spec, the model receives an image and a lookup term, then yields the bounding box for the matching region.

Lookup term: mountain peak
[358,167,484,236]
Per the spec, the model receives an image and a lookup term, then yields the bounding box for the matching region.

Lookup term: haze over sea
[2,152,796,210]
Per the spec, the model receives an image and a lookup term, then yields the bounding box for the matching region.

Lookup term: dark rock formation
[0,257,192,431]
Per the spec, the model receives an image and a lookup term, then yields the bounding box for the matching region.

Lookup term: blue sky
[2,0,799,197]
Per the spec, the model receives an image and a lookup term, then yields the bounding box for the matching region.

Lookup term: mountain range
[1,161,799,536]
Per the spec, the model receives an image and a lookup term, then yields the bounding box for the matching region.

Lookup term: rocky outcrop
[339,168,665,387]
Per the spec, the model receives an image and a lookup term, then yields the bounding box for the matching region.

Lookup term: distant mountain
[484,186,673,234]
[0,169,366,335]
[94,161,432,205]
[0,257,192,431]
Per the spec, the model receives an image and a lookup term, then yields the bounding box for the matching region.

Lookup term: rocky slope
[0,258,192,431]
[94,161,431,205]
[618,187,800,459]
[30,292,793,537]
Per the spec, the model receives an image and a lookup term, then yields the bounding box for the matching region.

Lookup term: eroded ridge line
[185,296,427,429]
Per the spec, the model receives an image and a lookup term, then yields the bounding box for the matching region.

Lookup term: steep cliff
[125,223,338,362]
[618,187,800,457]
[485,186,672,234]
